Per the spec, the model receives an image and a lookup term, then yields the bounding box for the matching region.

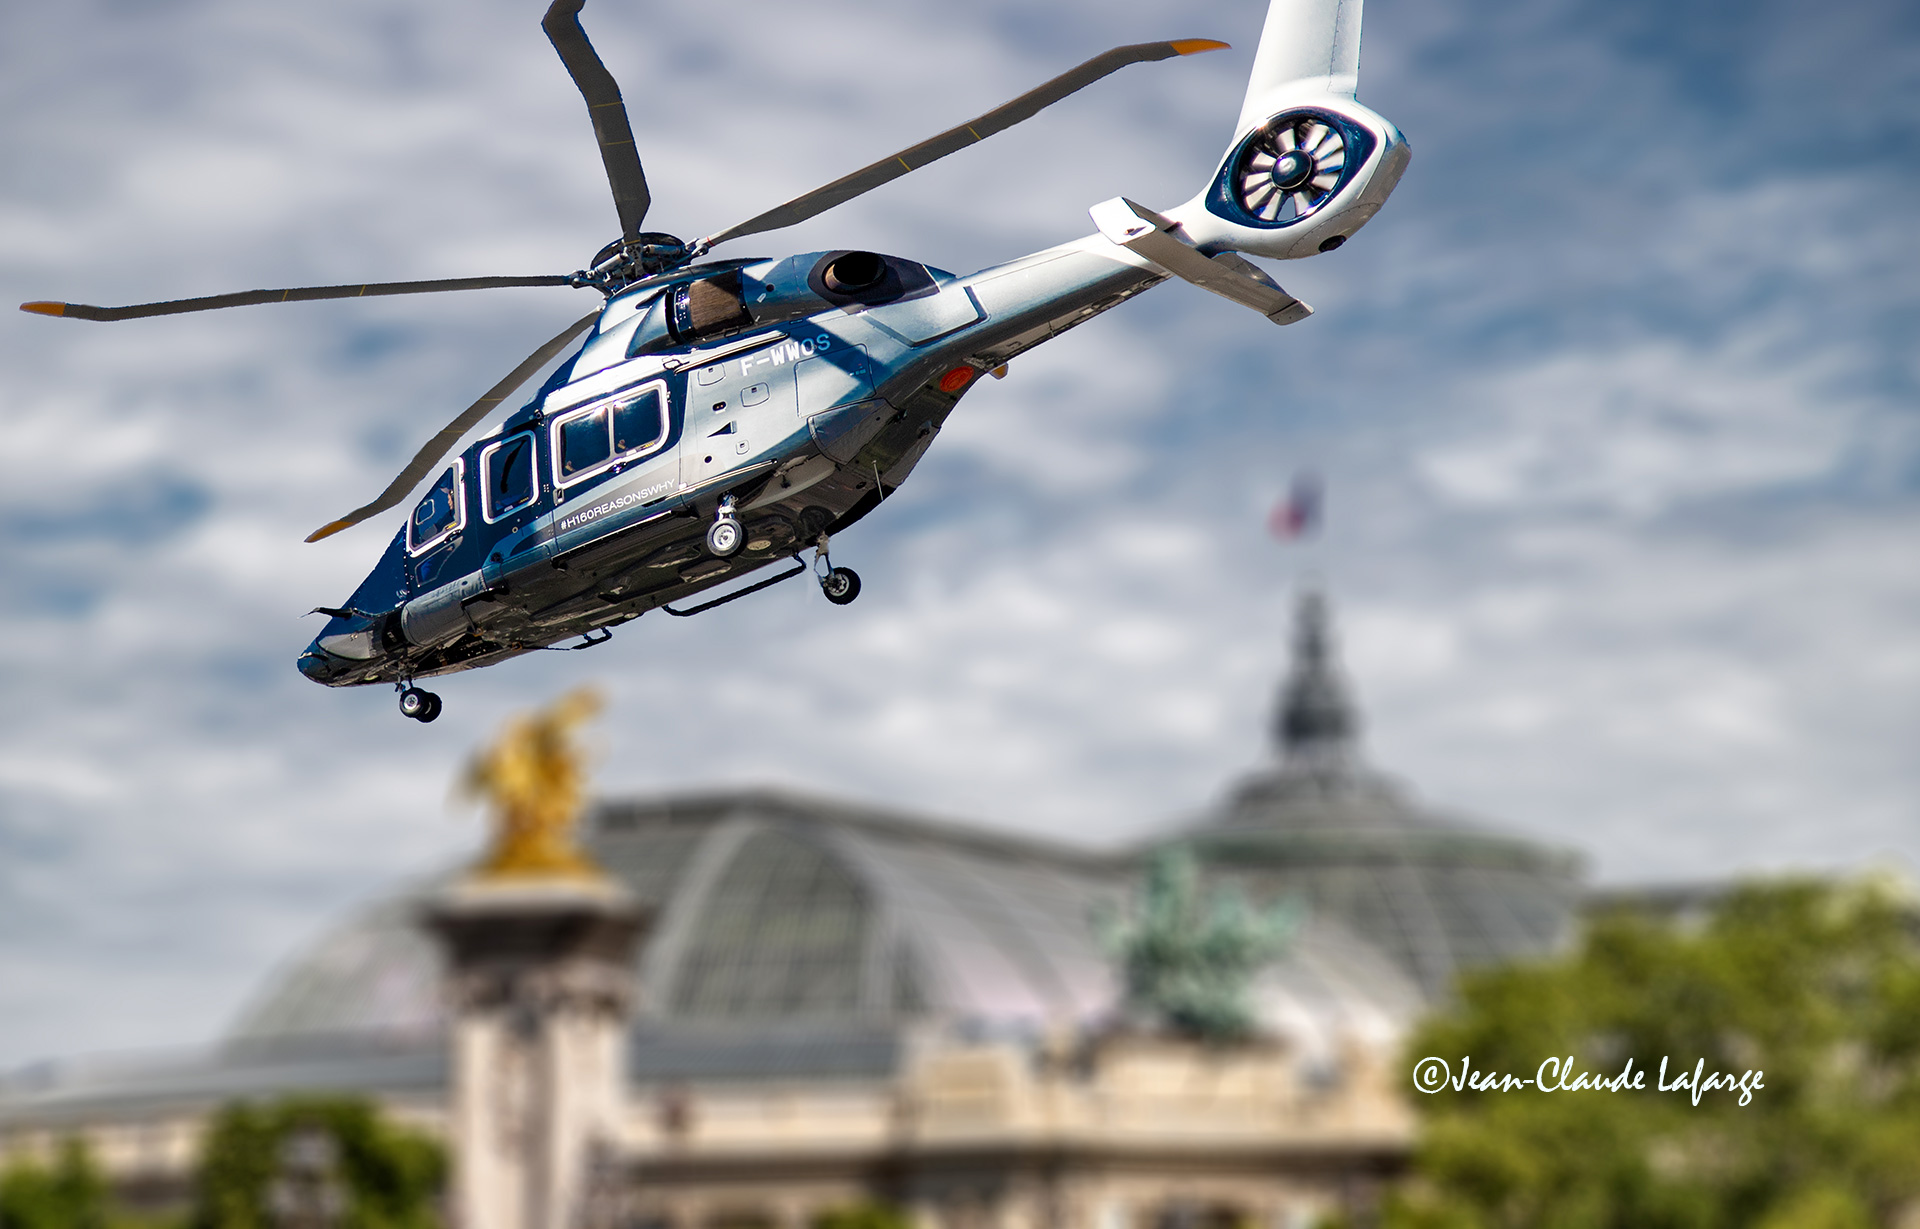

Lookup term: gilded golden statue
[462,687,606,880]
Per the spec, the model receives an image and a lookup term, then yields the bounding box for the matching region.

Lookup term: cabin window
[558,408,611,479]
[612,389,665,455]
[407,461,465,555]
[550,381,671,489]
[481,432,536,522]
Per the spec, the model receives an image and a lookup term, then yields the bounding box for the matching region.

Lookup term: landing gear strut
[811,533,861,606]
[399,685,442,723]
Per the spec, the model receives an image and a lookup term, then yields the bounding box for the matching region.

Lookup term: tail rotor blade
[305,311,599,543]
[542,0,650,239]
[20,274,577,323]
[697,38,1228,252]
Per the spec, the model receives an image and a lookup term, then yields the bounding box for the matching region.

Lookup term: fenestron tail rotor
[1233,112,1349,224]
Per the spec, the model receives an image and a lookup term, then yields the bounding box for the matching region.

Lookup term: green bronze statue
[1101,847,1300,1041]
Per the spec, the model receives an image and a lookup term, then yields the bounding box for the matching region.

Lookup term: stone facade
[427,878,645,1229]
[592,1032,1413,1229]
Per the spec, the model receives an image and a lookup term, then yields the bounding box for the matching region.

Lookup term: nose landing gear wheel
[399,686,442,723]
[820,566,861,605]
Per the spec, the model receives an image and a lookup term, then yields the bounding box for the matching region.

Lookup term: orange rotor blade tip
[305,520,353,544]
[20,301,68,317]
[1170,39,1230,55]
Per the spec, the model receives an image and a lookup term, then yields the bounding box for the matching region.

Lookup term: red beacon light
[937,365,976,393]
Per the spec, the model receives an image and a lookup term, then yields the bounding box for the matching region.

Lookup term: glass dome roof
[227,787,1425,1055]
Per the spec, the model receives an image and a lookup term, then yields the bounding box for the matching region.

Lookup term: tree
[810,1205,911,1229]
[1383,878,1920,1228]
[0,1140,109,1229]
[189,1098,443,1229]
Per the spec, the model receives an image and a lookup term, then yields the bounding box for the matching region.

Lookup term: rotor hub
[1271,149,1316,191]
[628,232,692,274]
[578,231,694,294]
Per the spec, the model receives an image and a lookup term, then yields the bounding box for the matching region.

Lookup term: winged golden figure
[463,688,606,880]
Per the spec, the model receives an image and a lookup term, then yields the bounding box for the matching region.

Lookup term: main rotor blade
[542,0,650,240]
[697,38,1228,252]
[305,311,599,543]
[21,275,576,323]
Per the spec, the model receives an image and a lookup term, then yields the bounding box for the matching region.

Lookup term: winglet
[305,520,354,544]
[1169,39,1231,55]
[20,302,68,317]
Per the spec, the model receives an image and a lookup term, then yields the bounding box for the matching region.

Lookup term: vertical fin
[1235,0,1365,137]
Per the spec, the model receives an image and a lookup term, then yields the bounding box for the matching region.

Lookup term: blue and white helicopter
[23,0,1408,722]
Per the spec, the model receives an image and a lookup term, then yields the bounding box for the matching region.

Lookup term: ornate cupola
[1177,587,1587,1000]
[1272,589,1360,768]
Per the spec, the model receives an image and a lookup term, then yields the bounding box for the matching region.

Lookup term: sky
[1,0,1915,1070]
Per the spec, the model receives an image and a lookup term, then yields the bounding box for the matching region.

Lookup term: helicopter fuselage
[298,237,1166,689]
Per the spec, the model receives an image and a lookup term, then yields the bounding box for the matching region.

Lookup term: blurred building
[1190,592,1585,1000]
[0,592,1585,1228]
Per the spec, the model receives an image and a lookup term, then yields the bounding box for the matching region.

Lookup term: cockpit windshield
[407,462,464,554]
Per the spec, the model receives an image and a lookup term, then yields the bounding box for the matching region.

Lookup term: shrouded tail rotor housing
[1174,96,1409,262]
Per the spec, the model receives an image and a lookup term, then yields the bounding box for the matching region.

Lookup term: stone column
[426,878,647,1229]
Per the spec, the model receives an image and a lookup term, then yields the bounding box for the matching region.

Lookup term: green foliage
[188,1097,443,1229]
[1100,847,1301,1041]
[809,1204,911,1229]
[1389,878,1920,1229]
[0,1141,109,1229]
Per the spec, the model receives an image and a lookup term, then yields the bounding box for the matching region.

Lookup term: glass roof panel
[668,828,870,1020]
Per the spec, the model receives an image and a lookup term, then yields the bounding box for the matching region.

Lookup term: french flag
[1268,472,1323,541]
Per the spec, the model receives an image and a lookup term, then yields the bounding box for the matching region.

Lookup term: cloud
[1,0,1916,1069]
[1416,325,1867,517]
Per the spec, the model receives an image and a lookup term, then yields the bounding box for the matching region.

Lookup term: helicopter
[21,0,1408,723]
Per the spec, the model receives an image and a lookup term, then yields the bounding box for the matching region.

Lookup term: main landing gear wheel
[706,496,744,558]
[821,567,861,605]
[399,686,442,723]
[705,516,743,557]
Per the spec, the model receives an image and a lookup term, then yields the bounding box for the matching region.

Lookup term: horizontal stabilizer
[1090,196,1312,325]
